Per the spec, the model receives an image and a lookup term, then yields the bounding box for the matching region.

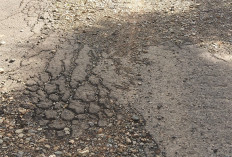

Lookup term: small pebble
[18,133,24,138]
[28,129,37,133]
[17,151,24,157]
[126,137,132,144]
[54,151,63,155]
[0,68,4,74]
[9,59,15,63]
[78,148,90,155]
[38,138,46,142]
[18,108,27,114]
[64,127,70,135]
[51,50,56,53]
[69,139,75,144]
[0,41,6,45]
[132,115,140,121]
[35,147,40,151]
[37,128,43,131]
[88,122,94,127]
[26,138,31,141]
[97,128,103,134]
[15,129,23,134]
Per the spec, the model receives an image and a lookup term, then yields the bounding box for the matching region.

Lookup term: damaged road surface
[0,0,232,157]
[0,0,159,156]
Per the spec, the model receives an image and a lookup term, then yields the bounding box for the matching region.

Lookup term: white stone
[0,41,6,45]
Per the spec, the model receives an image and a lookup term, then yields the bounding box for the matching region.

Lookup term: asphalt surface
[0,0,232,157]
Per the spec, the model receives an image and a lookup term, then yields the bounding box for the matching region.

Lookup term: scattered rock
[77,147,89,156]
[39,16,45,19]
[132,115,140,122]
[69,139,75,144]
[0,68,4,74]
[26,137,31,141]
[37,128,43,131]
[88,122,94,127]
[157,103,163,110]
[18,108,27,114]
[97,128,103,134]
[18,133,24,138]
[38,138,46,142]
[126,137,132,144]
[157,115,164,120]
[0,41,6,45]
[15,129,23,134]
[51,49,56,53]
[64,127,70,135]
[9,59,16,63]
[54,151,63,155]
[16,151,24,157]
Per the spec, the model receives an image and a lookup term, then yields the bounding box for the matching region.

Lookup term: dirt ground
[0,0,232,157]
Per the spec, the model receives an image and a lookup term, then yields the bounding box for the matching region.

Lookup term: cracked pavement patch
[0,0,160,156]
[0,0,232,157]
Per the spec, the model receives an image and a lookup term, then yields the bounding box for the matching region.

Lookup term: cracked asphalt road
[0,0,232,157]
[0,0,159,156]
